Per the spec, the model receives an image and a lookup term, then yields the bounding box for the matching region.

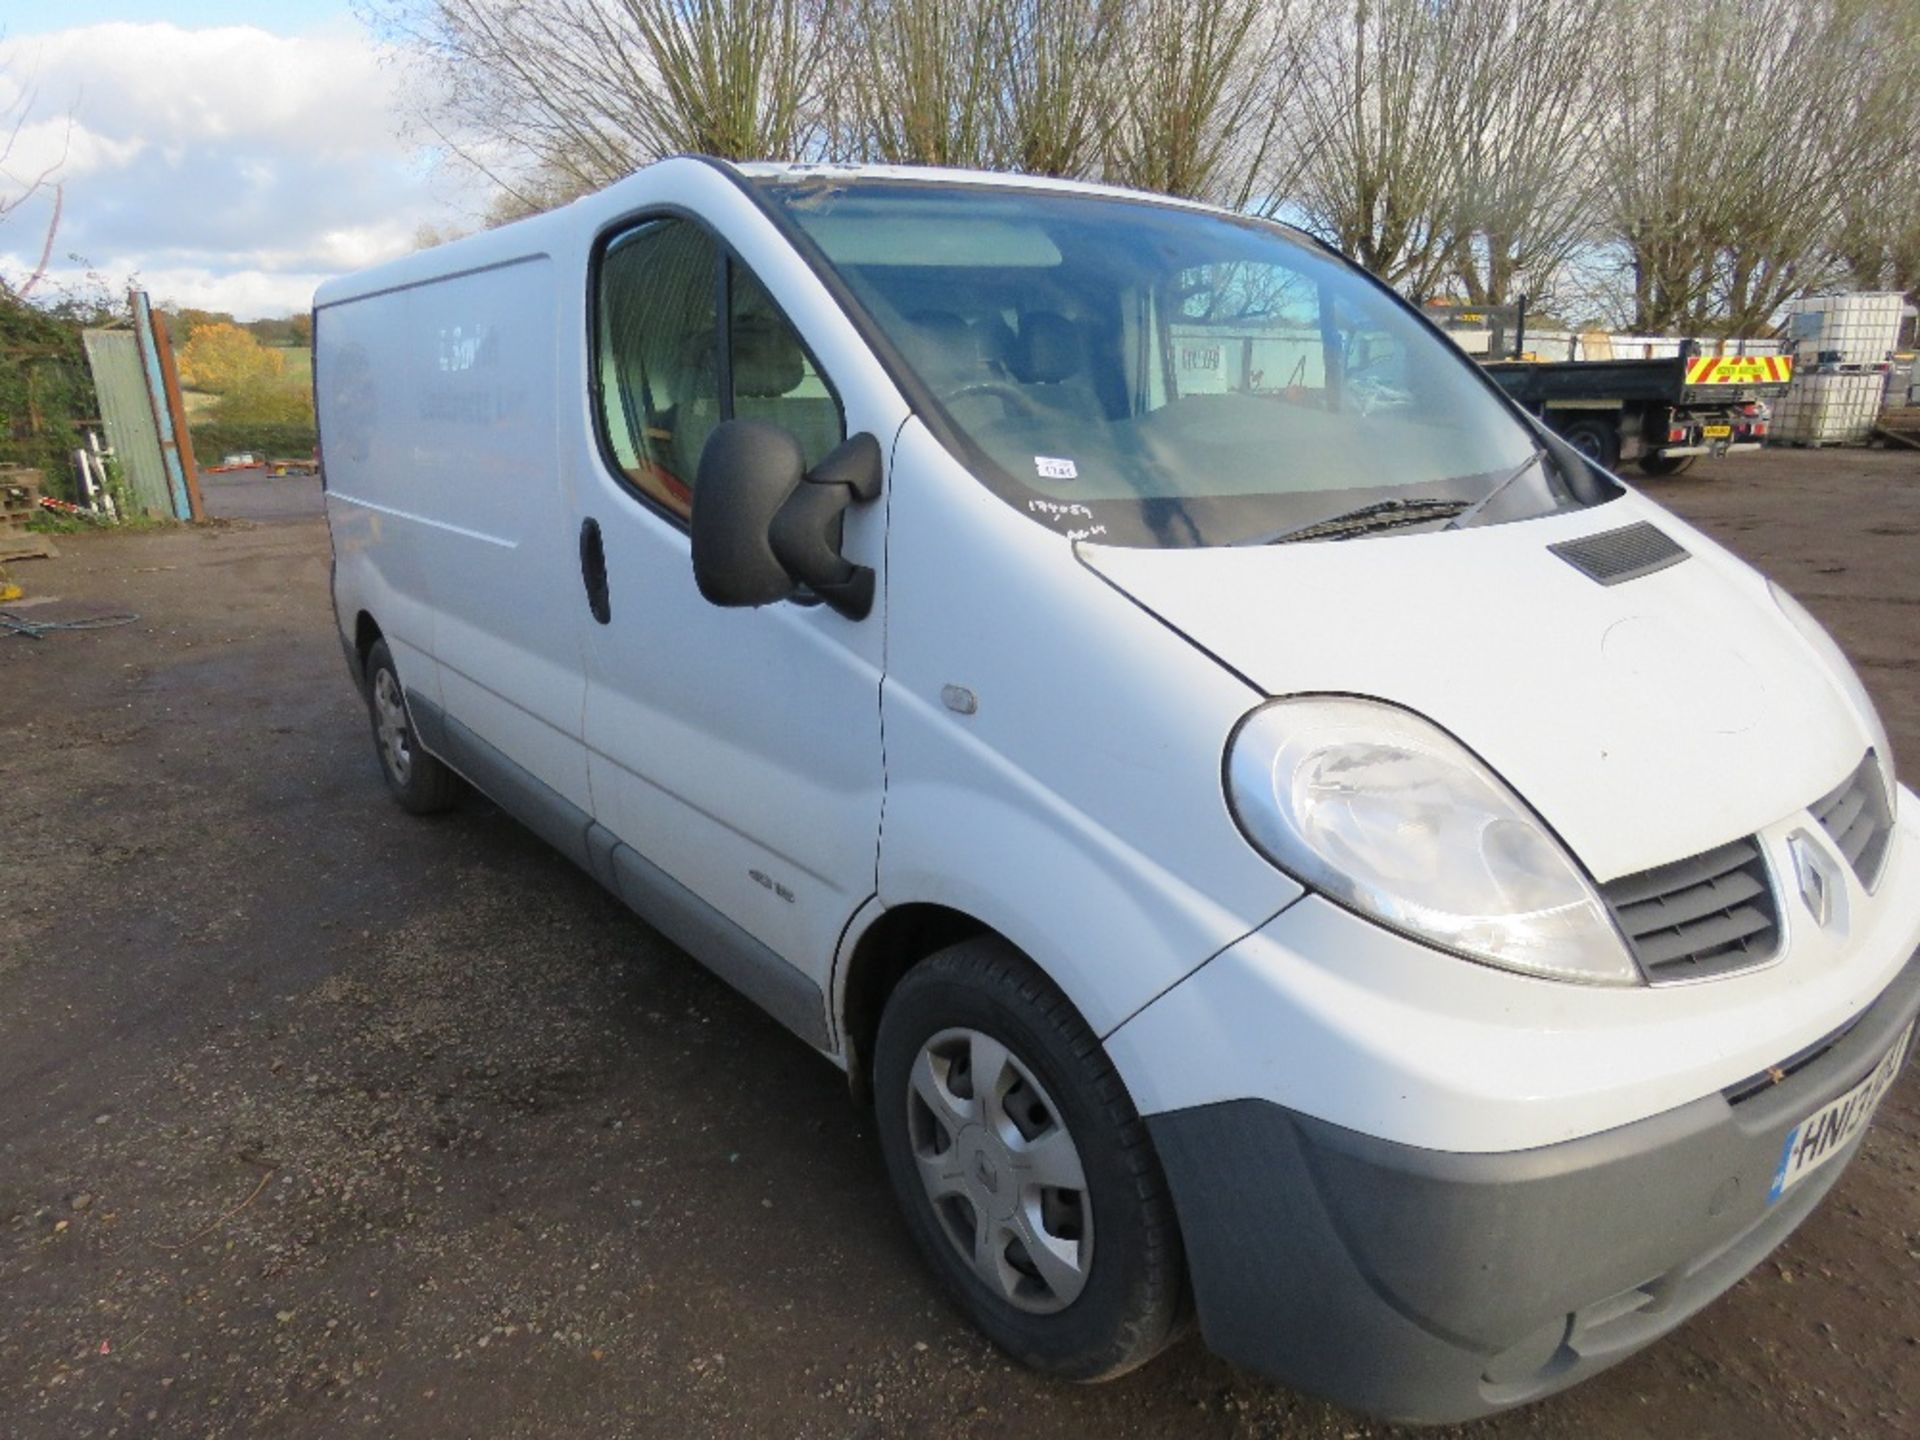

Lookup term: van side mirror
[690,422,882,620]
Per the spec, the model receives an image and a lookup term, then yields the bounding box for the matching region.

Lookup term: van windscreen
[764,179,1565,550]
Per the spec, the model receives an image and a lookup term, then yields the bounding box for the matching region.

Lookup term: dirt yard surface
[3,449,1918,1439]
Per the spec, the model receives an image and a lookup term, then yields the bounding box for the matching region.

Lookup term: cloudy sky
[0,2,483,318]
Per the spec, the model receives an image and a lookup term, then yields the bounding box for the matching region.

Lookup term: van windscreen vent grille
[1549,522,1689,585]
[1811,752,1893,890]
[1601,836,1779,984]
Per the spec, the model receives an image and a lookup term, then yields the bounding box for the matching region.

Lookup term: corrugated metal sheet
[81,329,173,517]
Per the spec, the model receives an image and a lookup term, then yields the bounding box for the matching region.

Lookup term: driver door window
[729,265,845,468]
[596,219,843,524]
[596,218,721,521]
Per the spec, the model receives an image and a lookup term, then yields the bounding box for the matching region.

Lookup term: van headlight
[1768,579,1895,785]
[1226,697,1641,985]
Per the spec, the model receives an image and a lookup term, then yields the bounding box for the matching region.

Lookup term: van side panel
[320,255,591,814]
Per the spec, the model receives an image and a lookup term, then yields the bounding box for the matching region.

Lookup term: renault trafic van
[317,159,1920,1423]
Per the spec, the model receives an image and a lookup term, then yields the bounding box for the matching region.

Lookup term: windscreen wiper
[1444,449,1546,531]
[1252,496,1470,547]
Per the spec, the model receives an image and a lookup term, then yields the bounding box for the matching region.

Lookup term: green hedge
[0,300,95,501]
[190,421,317,464]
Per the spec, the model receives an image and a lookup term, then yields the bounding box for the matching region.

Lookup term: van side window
[596,218,722,521]
[728,264,844,469]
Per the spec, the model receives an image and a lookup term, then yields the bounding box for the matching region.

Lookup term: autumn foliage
[177,321,286,395]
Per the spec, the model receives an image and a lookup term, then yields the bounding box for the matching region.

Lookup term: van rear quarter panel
[319,253,591,810]
[318,278,443,697]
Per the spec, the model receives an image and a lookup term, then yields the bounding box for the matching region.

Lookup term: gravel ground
[2,448,1918,1439]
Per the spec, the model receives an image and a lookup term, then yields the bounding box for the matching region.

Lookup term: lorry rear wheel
[1637,453,1697,477]
[1557,417,1620,471]
[873,937,1187,1382]
[364,639,463,814]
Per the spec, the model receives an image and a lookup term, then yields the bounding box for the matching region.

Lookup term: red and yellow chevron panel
[1685,354,1793,385]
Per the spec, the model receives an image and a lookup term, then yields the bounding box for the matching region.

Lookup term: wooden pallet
[0,535,57,561]
[0,468,59,559]
[0,467,40,527]
[1874,406,1920,451]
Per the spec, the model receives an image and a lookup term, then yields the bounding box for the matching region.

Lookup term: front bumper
[1148,951,1920,1424]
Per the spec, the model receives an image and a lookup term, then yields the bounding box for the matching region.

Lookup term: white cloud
[2,118,148,184]
[0,20,482,318]
[0,253,333,319]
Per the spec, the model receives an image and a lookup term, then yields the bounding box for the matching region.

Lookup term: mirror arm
[768,433,882,620]
[804,431,883,503]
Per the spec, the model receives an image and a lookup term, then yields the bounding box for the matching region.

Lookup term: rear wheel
[1637,453,1697,477]
[873,937,1186,1381]
[1557,416,1621,471]
[364,638,462,814]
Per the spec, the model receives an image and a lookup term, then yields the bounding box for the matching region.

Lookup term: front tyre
[873,937,1186,1381]
[363,638,462,814]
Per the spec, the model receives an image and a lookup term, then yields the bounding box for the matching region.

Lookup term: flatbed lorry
[1481,350,1793,476]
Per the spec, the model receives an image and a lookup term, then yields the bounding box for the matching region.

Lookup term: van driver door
[571,211,887,1044]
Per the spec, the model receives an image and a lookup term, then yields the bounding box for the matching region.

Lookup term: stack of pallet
[1875,407,1920,452]
[1,466,57,562]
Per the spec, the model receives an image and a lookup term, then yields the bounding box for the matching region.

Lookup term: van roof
[729,160,1225,213]
[312,155,1247,311]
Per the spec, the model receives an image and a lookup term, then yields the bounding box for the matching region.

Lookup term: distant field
[176,342,311,418]
[275,344,313,382]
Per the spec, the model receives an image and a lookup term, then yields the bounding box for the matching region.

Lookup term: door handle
[579,516,611,624]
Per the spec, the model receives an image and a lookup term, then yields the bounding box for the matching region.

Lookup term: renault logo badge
[1787,830,1838,928]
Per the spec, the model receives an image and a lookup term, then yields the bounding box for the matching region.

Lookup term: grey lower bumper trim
[1149,951,1920,1424]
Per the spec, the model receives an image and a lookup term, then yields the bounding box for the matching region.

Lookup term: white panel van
[317,158,1920,1422]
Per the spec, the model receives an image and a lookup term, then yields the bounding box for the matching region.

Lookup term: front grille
[1810,752,1893,891]
[1549,522,1689,585]
[1602,835,1779,983]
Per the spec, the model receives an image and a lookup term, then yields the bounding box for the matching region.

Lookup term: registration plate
[1702,424,1733,439]
[1770,1023,1913,1202]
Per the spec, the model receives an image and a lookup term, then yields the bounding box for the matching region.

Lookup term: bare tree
[1598,0,1920,336]
[831,0,1130,180]
[834,0,1007,168]
[366,0,835,207]
[1281,0,1470,298]
[1829,5,1920,305]
[1835,138,1920,304]
[1105,0,1299,207]
[363,0,1920,341]
[997,0,1124,178]
[621,0,832,158]
[1442,0,1607,308]
[0,63,68,300]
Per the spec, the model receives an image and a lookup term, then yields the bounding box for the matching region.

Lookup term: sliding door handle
[579,517,611,624]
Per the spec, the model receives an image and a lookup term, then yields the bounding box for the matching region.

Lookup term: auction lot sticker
[1770,1023,1913,1203]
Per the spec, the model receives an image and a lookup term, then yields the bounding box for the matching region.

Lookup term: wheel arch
[836,901,988,1104]
[349,610,384,689]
